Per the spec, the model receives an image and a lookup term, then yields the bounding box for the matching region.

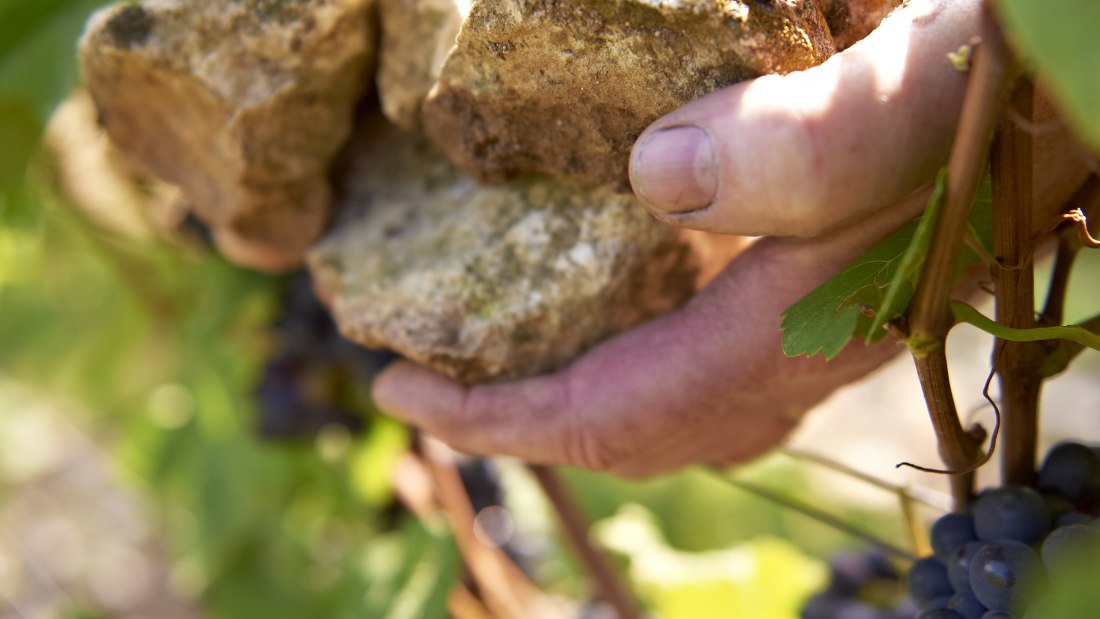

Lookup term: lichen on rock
[309,119,696,383]
[78,0,375,272]
[421,0,836,189]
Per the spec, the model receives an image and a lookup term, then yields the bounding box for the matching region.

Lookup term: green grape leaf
[997,0,1100,151]
[866,170,947,341]
[964,172,994,261]
[781,170,992,359]
[780,221,918,360]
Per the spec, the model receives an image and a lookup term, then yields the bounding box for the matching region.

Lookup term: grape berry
[906,441,1100,618]
[802,551,918,619]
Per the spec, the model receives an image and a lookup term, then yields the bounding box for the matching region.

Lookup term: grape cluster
[256,272,395,438]
[802,552,919,619]
[907,442,1100,619]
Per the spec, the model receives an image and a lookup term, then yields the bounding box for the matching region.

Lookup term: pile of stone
[78,0,898,382]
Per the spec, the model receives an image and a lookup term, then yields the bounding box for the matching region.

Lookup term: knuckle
[567,427,620,472]
[557,373,622,472]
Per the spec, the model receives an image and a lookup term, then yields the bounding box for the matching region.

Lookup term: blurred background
[2,2,1098,618]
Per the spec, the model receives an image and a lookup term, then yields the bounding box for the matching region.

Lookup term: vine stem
[905,0,1014,510]
[417,436,561,619]
[991,76,1043,487]
[780,448,953,511]
[527,465,642,619]
[704,469,919,561]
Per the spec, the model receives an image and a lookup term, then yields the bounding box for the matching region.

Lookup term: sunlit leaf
[781,171,993,359]
[596,505,827,619]
[998,0,1100,151]
[866,170,947,340]
[780,222,918,359]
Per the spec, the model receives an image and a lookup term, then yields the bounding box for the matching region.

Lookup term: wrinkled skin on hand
[373,0,1090,478]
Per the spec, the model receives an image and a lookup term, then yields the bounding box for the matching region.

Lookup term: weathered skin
[309,119,696,383]
[421,0,836,189]
[79,0,375,271]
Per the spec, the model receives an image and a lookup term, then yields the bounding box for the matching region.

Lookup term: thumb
[629,0,977,237]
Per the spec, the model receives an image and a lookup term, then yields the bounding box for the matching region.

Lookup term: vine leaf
[997,0,1100,151]
[868,170,947,340]
[779,224,915,360]
[781,171,992,359]
[950,301,1100,351]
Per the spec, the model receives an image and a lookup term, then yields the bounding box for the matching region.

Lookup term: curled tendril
[1064,208,1100,248]
[895,362,1001,476]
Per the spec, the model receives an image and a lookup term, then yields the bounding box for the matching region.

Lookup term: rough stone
[421,0,835,189]
[309,119,696,383]
[376,0,464,128]
[79,0,375,271]
[816,0,903,50]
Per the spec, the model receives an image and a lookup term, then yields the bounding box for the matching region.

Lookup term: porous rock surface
[376,0,464,128]
[78,0,374,271]
[420,0,836,188]
[309,120,696,383]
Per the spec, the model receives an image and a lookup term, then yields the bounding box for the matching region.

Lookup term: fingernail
[630,125,717,213]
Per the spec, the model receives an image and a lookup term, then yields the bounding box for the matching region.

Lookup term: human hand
[372,0,1084,477]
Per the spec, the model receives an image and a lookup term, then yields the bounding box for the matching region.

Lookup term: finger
[629,0,977,237]
[605,332,899,478]
[373,188,930,474]
[373,360,586,465]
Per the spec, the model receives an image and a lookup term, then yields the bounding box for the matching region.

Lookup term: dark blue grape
[1038,442,1100,503]
[916,610,963,619]
[1044,494,1075,522]
[827,552,884,597]
[968,541,1044,612]
[1055,510,1094,527]
[932,513,978,563]
[892,599,921,619]
[458,458,504,513]
[948,591,987,619]
[805,551,913,619]
[979,612,1011,619]
[909,557,954,608]
[947,542,983,595]
[1041,523,1100,579]
[973,487,1052,544]
[831,600,882,619]
[801,593,844,619]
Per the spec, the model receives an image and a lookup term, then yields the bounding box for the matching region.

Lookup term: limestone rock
[79,0,375,271]
[816,0,903,50]
[309,120,696,383]
[421,0,835,189]
[376,0,463,128]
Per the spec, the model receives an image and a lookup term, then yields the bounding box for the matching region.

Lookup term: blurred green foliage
[9,1,1098,618]
[1,2,460,617]
[0,0,104,192]
[998,0,1100,152]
